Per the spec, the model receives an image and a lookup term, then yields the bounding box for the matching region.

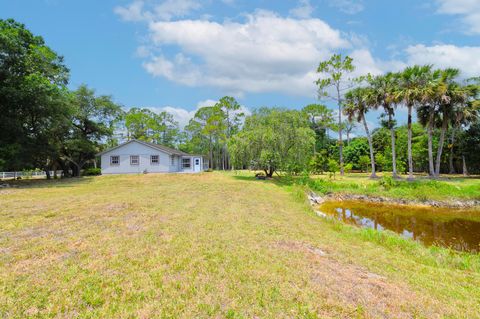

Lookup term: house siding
[100,141,180,174]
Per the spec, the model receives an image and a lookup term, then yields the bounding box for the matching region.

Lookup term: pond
[317,201,480,253]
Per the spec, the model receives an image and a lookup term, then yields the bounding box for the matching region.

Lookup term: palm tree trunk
[337,86,344,176]
[462,155,469,176]
[427,109,435,176]
[434,115,449,177]
[388,112,398,178]
[448,128,456,174]
[407,104,414,180]
[362,114,377,178]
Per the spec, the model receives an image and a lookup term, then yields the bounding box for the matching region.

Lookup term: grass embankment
[300,172,480,203]
[1,172,480,318]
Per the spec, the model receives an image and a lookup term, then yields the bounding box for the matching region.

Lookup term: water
[318,201,480,253]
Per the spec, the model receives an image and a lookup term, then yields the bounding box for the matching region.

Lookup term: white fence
[0,171,63,180]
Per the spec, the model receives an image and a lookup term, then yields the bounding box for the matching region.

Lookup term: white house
[97,139,207,174]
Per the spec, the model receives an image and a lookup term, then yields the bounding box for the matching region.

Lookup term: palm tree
[448,82,479,173]
[344,86,377,178]
[433,69,467,177]
[417,69,441,176]
[368,73,400,178]
[344,120,356,145]
[397,65,432,180]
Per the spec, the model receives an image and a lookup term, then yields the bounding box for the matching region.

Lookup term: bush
[344,163,353,173]
[378,176,399,190]
[205,168,213,172]
[82,168,101,176]
[21,168,41,179]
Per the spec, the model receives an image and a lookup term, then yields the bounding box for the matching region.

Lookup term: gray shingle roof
[96,139,202,157]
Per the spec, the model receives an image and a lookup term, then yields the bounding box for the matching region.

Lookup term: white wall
[100,141,179,174]
[180,156,203,173]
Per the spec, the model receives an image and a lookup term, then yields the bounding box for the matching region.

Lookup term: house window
[171,156,175,166]
[182,158,191,169]
[195,158,200,165]
[151,155,159,165]
[110,156,119,165]
[130,155,139,165]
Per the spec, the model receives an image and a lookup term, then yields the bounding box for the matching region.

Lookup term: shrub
[378,176,399,190]
[344,163,353,173]
[82,168,101,176]
[327,159,339,179]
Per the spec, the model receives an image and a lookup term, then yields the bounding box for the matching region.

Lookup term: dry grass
[0,172,479,318]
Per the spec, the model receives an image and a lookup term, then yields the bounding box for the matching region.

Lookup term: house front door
[193,157,201,172]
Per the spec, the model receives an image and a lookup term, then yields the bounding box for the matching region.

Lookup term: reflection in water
[318,201,480,253]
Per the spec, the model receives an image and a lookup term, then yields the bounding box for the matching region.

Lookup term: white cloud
[436,0,480,34]
[327,0,364,15]
[114,0,148,22]
[196,99,217,107]
[153,0,202,21]
[114,0,202,22]
[142,10,350,96]
[290,0,314,19]
[405,44,480,77]
[146,99,251,129]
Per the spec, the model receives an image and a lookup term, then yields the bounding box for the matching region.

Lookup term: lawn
[1,172,480,318]
[305,172,480,203]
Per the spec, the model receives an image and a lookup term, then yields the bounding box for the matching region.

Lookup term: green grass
[1,172,480,318]
[299,172,480,202]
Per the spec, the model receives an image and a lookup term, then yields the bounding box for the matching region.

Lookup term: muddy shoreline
[308,191,480,209]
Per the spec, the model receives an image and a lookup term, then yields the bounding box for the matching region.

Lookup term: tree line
[1,19,479,178]
[0,19,244,175]
[229,55,479,178]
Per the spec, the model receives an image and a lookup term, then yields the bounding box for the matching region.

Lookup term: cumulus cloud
[405,44,480,78]
[114,0,202,22]
[436,0,480,34]
[116,1,480,99]
[147,99,251,129]
[289,0,315,19]
[142,10,350,96]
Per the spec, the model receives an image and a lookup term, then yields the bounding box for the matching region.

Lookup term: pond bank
[308,191,480,209]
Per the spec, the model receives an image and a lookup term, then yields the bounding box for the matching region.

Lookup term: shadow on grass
[3,176,94,189]
[231,173,298,188]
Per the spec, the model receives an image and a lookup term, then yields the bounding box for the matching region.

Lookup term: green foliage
[344,138,369,170]
[0,19,70,172]
[378,176,400,190]
[309,150,329,174]
[182,96,244,170]
[82,168,101,176]
[21,168,42,179]
[327,159,339,179]
[124,107,179,147]
[344,163,353,173]
[229,108,315,176]
[374,153,386,171]
[358,155,370,172]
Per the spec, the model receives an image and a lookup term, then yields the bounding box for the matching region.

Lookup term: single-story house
[97,139,207,174]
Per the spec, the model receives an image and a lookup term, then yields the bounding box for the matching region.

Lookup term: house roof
[96,139,200,157]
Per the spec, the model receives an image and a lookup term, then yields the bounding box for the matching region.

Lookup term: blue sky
[2,0,480,129]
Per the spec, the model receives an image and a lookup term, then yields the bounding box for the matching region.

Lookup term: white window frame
[150,155,159,165]
[130,155,139,166]
[171,155,175,166]
[110,155,120,165]
[182,158,191,169]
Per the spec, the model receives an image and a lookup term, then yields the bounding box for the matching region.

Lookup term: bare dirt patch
[276,240,442,318]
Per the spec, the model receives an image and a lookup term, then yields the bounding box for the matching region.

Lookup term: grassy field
[300,172,480,202]
[1,172,480,318]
